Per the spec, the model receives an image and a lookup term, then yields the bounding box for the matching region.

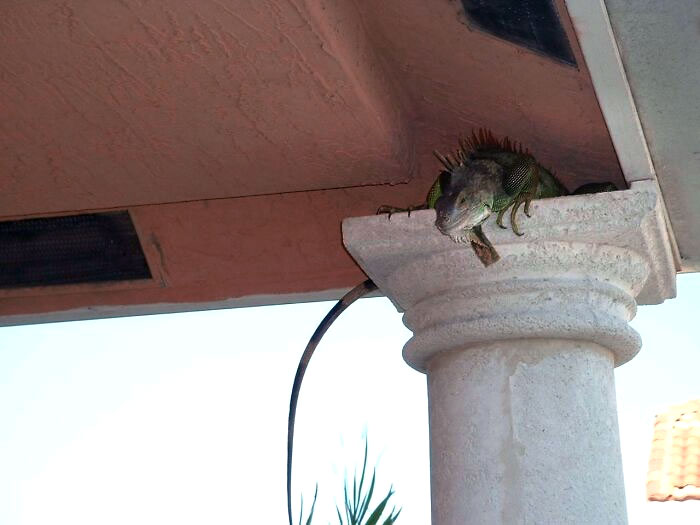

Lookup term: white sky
[0,273,698,524]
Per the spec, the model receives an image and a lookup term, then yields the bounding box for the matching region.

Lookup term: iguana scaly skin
[430,129,566,243]
[286,130,616,525]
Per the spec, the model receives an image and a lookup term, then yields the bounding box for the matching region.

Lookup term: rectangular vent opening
[460,0,577,66]
[0,211,152,288]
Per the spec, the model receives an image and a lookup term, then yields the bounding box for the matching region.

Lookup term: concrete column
[342,181,676,525]
[426,339,623,524]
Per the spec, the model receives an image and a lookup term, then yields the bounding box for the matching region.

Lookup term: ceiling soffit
[1,0,622,218]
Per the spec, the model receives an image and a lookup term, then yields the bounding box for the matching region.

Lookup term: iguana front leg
[376,204,428,217]
[496,206,510,229]
[508,165,540,236]
[510,198,526,236]
[494,192,533,234]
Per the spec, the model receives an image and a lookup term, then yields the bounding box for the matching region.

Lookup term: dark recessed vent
[0,211,151,288]
[460,0,577,66]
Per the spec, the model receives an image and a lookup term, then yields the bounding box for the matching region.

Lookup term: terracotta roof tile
[647,399,700,502]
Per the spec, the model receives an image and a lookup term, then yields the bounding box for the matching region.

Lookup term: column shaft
[427,339,627,524]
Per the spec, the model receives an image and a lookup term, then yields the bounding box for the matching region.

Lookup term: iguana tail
[287,278,378,525]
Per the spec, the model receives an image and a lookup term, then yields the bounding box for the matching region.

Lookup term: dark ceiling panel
[0,212,151,288]
[460,0,577,66]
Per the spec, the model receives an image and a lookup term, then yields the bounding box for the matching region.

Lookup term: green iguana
[286,130,616,525]
[429,130,614,246]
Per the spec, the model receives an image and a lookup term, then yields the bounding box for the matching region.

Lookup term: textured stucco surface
[0,0,625,323]
[0,0,412,214]
[428,341,627,525]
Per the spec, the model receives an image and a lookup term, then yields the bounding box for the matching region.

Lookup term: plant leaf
[304,485,318,525]
[356,469,376,520]
[383,506,402,524]
[336,505,344,525]
[364,488,395,525]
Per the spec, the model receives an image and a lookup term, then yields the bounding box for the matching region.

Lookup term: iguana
[429,129,615,245]
[286,130,616,525]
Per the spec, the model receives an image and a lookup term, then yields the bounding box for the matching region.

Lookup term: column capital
[343,180,676,370]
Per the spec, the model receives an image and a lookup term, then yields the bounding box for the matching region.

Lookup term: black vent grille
[0,211,151,288]
[461,0,577,66]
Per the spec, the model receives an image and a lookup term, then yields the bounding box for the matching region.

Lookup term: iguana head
[434,187,493,242]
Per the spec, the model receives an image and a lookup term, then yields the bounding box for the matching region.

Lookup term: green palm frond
[297,440,401,525]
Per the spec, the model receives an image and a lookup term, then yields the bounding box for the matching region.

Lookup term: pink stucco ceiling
[0,0,625,323]
[1,0,412,215]
[1,0,621,217]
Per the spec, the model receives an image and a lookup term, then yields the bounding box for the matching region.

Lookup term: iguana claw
[376,205,400,217]
[496,207,509,229]
[376,204,427,217]
[510,200,525,236]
